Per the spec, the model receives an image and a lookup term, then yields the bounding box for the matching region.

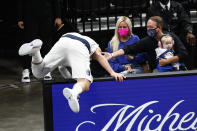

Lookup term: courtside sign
[43,72,197,131]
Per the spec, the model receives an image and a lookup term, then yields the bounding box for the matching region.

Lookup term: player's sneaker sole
[18,39,42,56]
[63,88,80,113]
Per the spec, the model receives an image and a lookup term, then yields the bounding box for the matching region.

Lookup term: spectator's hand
[18,21,24,29]
[126,55,134,60]
[125,65,134,72]
[159,58,168,66]
[57,24,64,31]
[110,72,126,82]
[186,33,196,46]
[101,52,112,60]
[54,18,63,30]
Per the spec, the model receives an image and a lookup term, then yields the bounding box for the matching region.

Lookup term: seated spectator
[107,16,147,76]
[103,16,188,73]
[146,0,196,69]
[155,34,181,72]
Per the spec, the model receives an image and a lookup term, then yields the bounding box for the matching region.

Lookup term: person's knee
[83,86,90,92]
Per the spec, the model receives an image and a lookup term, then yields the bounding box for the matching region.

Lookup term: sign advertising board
[43,71,197,131]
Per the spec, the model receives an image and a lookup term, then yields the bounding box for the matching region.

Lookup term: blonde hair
[160,34,174,47]
[110,16,133,52]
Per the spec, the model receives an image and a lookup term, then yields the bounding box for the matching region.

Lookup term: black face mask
[159,0,169,5]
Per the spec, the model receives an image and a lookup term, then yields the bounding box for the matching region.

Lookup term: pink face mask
[118,28,130,36]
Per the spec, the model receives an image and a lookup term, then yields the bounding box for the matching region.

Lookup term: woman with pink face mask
[107,16,147,76]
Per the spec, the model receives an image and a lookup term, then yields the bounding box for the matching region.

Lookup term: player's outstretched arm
[92,48,126,82]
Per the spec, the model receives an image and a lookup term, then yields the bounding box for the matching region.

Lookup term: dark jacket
[17,0,61,22]
[122,32,188,70]
[146,1,193,35]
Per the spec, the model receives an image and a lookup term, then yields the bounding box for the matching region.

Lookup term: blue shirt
[107,35,146,72]
[157,49,180,72]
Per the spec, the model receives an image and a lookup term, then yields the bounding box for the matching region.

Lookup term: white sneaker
[18,39,42,56]
[44,72,52,80]
[63,88,80,113]
[58,66,72,79]
[21,69,30,83]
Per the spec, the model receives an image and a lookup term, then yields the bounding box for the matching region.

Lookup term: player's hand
[186,33,196,46]
[110,72,126,82]
[102,52,112,60]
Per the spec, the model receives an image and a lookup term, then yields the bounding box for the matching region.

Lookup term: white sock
[72,84,83,96]
[32,50,42,63]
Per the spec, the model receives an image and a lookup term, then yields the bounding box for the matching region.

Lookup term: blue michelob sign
[43,70,197,131]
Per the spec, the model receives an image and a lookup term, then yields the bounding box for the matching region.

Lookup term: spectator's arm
[177,3,193,35]
[16,0,23,22]
[123,37,150,55]
[127,35,147,64]
[107,42,125,72]
[159,56,179,66]
[53,0,61,18]
[170,32,188,63]
[177,3,197,46]
[52,0,62,28]
[16,0,24,29]
[132,53,147,64]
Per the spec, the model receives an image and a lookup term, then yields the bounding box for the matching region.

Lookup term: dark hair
[149,16,163,27]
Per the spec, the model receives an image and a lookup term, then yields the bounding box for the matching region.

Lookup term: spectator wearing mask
[102,16,188,73]
[107,16,147,76]
[146,0,196,69]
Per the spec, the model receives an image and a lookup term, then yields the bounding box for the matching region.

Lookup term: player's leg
[19,38,65,79]
[19,39,52,80]
[63,78,91,113]
[18,39,43,57]
[32,40,65,78]
[61,37,92,113]
[18,39,44,79]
